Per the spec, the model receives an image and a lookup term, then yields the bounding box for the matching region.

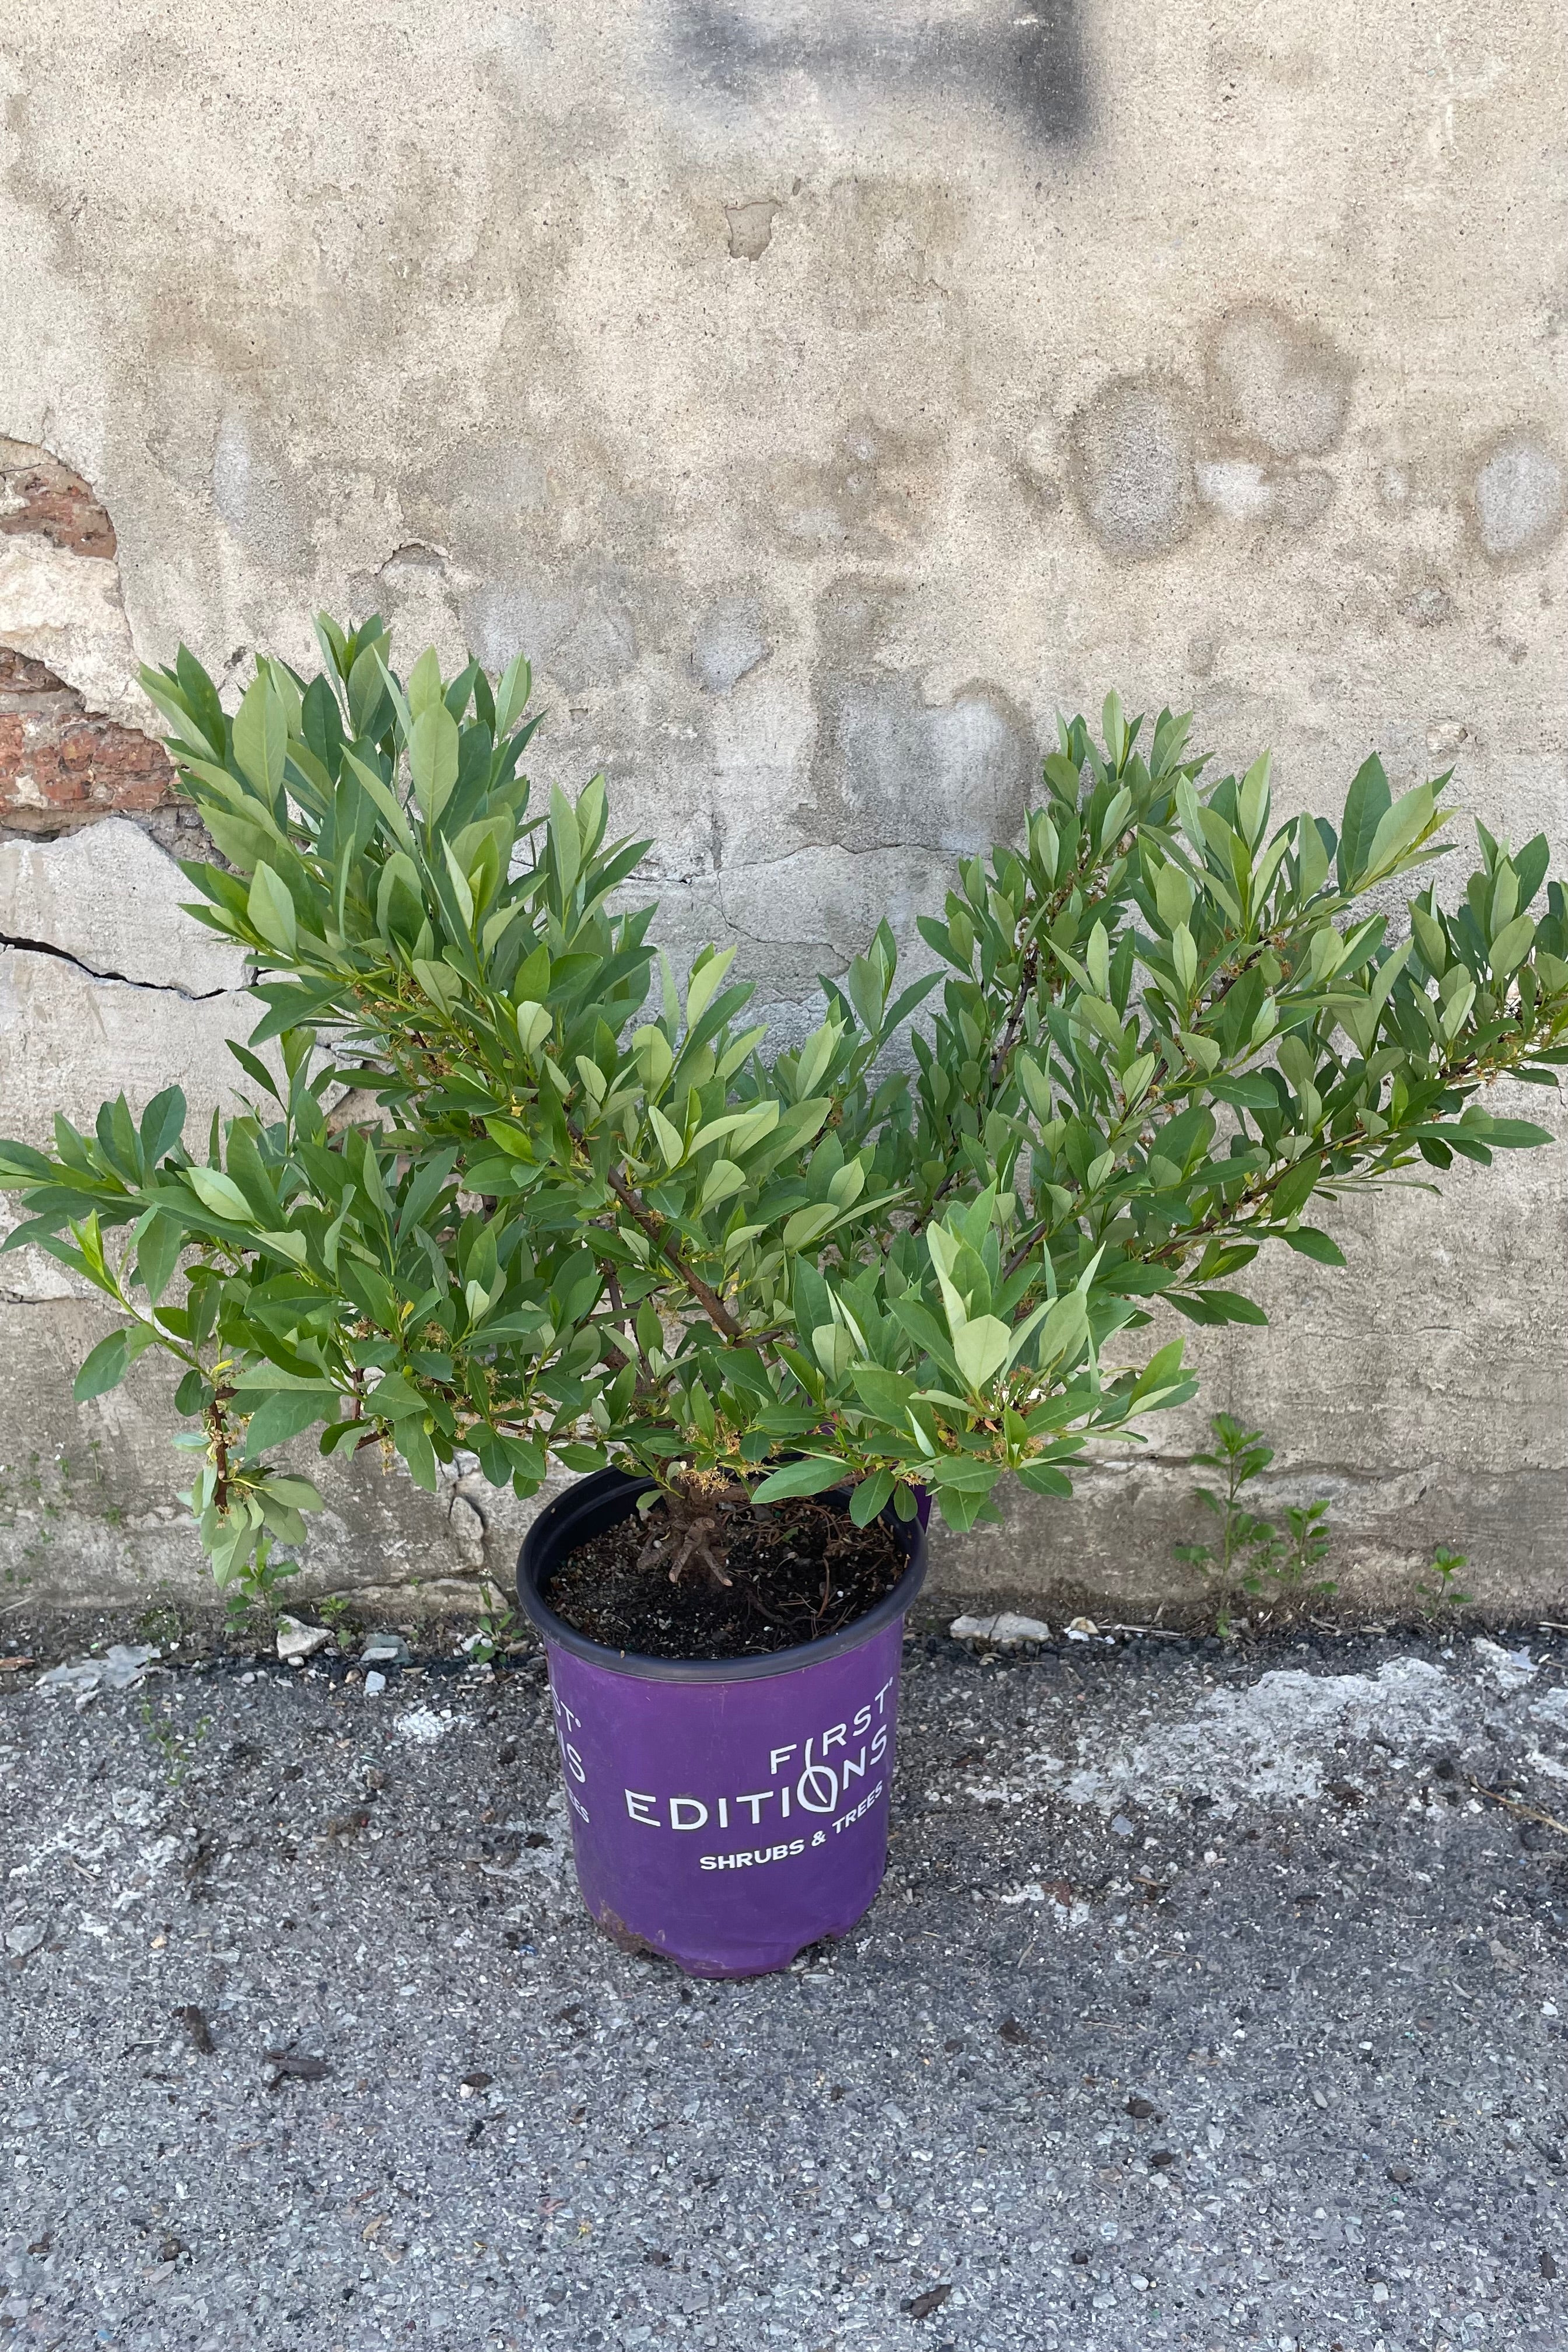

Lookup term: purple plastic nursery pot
[516,1469,929,1980]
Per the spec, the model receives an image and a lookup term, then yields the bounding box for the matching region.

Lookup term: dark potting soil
[544,1497,906,1662]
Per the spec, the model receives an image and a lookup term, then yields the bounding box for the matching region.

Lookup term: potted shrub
[5,621,1565,1975]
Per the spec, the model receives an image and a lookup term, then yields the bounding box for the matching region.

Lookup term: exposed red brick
[0,438,117,559]
[0,645,174,834]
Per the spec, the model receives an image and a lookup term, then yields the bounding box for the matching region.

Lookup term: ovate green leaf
[74,1328,130,1403]
[186,1166,257,1224]
[951,1315,1011,1391]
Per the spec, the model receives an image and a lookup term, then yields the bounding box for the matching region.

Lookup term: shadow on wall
[666,0,1088,147]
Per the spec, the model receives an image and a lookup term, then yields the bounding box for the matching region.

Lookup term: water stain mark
[691,596,772,694]
[767,415,942,561]
[1065,309,1356,561]
[725,197,780,260]
[1471,432,1565,564]
[803,645,1037,859]
[1068,376,1197,562]
[1399,580,1456,630]
[1195,459,1333,533]
[670,1,1088,149]
[1207,306,1353,459]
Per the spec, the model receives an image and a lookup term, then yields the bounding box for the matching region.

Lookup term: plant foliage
[2,625,1563,1597]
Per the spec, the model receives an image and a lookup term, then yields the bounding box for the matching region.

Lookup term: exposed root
[636,1479,753,1588]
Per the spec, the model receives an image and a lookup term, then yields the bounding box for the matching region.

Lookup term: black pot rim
[516,1466,929,1685]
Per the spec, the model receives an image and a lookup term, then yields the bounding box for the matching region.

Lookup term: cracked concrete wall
[0,0,1565,1616]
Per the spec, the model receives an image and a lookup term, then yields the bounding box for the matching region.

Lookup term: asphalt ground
[4,1620,1567,2351]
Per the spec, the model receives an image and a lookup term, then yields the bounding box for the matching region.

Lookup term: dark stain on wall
[671,2,1088,148]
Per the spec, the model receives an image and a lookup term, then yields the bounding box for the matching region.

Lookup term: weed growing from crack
[1174,1413,1338,1628]
[1415,1544,1473,1615]
[139,1695,212,1787]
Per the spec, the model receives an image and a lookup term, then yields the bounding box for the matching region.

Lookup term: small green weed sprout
[1174,1413,1336,1624]
[1415,1544,1473,1615]
[139,1694,212,1787]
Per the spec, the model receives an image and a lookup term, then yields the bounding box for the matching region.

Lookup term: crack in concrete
[0,929,239,1003]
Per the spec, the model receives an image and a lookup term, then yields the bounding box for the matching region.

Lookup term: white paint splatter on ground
[394,1706,469,1745]
[959,1657,1481,1819]
[36,1644,159,1706]
[1471,1637,1539,1690]
[1054,1657,1463,1813]
[995,1880,1091,1929]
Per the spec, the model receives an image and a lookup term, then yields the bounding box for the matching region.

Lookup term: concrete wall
[1,0,1564,1618]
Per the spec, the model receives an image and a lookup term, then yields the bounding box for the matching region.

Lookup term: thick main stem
[593,1150,741,1341]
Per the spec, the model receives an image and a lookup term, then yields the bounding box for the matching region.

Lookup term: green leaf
[260,1473,324,1512]
[1489,914,1536,977]
[1035,1289,1089,1367]
[551,1443,603,1474]
[400,1418,439,1492]
[226,1040,282,1102]
[699,1158,746,1211]
[74,1328,130,1403]
[495,652,533,738]
[247,863,298,956]
[1168,1289,1270,1326]
[1464,1115,1553,1150]
[1364,782,1436,877]
[0,1136,53,1184]
[687,946,738,1031]
[133,1212,184,1304]
[368,1371,428,1420]
[848,1469,895,1527]
[410,702,460,825]
[648,1104,685,1169]
[440,838,475,929]
[139,1086,188,1167]
[951,1315,1012,1391]
[1280,1227,1346,1266]
[407,646,444,719]
[782,1202,839,1251]
[548,783,581,899]
[932,1456,1004,1493]
[348,640,390,739]
[1338,754,1391,888]
[342,748,415,853]
[1016,1462,1075,1497]
[749,1455,850,1502]
[186,1166,257,1223]
[232,674,285,802]
[1270,1154,1323,1220]
[240,1385,342,1458]
[412,958,462,1014]
[198,805,276,876]
[1237,751,1272,847]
